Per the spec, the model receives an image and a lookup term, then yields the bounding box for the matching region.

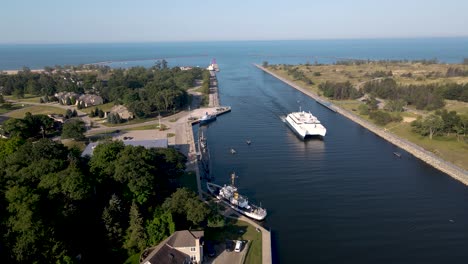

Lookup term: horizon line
[1,35,468,45]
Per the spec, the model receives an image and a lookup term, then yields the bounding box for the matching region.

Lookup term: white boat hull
[285,112,326,139]
[207,183,267,221]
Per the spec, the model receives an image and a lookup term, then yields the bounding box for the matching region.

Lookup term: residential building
[141,230,204,264]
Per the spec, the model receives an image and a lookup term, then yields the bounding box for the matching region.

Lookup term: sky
[0,0,467,44]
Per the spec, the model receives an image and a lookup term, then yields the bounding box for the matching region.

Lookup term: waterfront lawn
[205,218,262,264]
[6,105,66,118]
[390,123,468,170]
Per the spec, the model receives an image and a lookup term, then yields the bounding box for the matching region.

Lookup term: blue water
[2,38,468,263]
[1,38,468,70]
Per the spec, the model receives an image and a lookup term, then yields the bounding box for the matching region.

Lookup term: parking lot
[204,240,249,264]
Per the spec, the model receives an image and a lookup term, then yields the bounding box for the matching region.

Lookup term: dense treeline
[0,62,206,117]
[362,78,468,110]
[0,136,219,263]
[411,110,468,140]
[318,81,363,100]
[334,58,440,66]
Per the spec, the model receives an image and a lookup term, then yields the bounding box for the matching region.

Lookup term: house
[110,105,134,120]
[141,230,204,264]
[77,94,103,108]
[54,92,79,105]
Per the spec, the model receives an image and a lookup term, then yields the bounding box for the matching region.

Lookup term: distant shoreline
[254,64,468,185]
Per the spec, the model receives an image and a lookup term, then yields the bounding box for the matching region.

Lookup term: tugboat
[207,172,267,221]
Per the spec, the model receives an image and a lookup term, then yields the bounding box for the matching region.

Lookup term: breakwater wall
[254,64,468,185]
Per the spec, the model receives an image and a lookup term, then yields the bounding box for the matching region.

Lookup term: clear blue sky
[1,0,467,44]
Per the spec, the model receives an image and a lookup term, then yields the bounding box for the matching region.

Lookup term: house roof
[167,230,204,248]
[144,244,190,264]
[142,230,204,264]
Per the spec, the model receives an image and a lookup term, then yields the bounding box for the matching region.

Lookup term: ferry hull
[285,115,326,140]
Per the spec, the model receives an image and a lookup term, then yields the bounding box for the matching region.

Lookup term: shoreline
[254,64,468,186]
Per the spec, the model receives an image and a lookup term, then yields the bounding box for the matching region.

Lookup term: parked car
[234,240,242,252]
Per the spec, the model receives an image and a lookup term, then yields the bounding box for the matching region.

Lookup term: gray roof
[81,139,168,157]
[144,244,190,264]
[141,230,204,264]
[167,230,204,248]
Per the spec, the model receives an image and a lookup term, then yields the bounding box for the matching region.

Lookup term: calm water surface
[1,39,468,263]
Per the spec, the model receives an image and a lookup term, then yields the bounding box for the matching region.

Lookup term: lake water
[1,38,468,263]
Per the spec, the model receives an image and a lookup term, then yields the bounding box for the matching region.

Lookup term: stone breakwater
[255,64,468,185]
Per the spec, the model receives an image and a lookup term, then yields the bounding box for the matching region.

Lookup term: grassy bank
[6,105,67,118]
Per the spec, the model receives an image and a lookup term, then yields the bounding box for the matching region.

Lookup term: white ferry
[285,110,326,139]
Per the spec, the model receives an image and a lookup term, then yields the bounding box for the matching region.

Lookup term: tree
[0,94,5,103]
[61,119,86,140]
[146,208,175,245]
[124,202,147,254]
[113,146,157,204]
[422,114,444,139]
[163,188,209,227]
[89,141,125,181]
[262,61,269,67]
[102,194,125,249]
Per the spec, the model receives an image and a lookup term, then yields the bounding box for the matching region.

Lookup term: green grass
[123,253,140,264]
[445,100,468,116]
[0,104,24,114]
[61,139,87,151]
[122,124,167,131]
[80,102,116,114]
[6,105,66,118]
[390,123,468,170]
[178,171,198,193]
[205,218,262,264]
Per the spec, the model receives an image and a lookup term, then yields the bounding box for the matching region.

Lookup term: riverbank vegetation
[0,134,223,263]
[266,60,468,170]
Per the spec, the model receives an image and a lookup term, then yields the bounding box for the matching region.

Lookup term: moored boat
[199,112,217,125]
[207,172,267,221]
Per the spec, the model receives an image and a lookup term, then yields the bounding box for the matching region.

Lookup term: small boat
[230,148,237,154]
[246,140,252,145]
[393,152,401,158]
[199,112,217,125]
